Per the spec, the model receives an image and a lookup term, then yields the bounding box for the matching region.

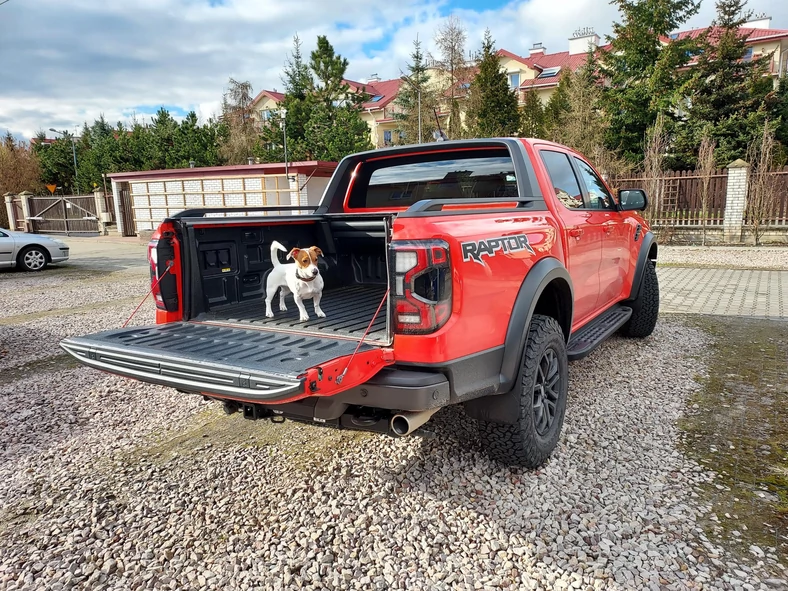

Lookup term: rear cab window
[345,148,519,211]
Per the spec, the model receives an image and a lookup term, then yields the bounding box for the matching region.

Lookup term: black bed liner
[196,285,389,343]
[60,323,374,401]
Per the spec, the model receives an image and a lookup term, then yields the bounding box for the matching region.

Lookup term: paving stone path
[658,267,788,319]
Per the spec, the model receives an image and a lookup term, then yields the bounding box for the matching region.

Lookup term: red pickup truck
[61,139,658,468]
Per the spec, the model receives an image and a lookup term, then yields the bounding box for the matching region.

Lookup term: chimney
[744,13,771,29]
[529,42,546,57]
[569,27,600,55]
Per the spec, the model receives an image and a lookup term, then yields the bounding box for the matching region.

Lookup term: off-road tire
[17,246,48,272]
[620,261,659,338]
[478,314,568,469]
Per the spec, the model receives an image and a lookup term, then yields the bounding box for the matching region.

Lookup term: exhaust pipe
[390,408,440,437]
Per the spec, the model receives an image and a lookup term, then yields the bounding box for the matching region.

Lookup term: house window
[743,47,753,61]
[508,73,520,89]
[259,109,272,121]
[537,66,561,79]
[383,130,393,146]
[369,95,384,102]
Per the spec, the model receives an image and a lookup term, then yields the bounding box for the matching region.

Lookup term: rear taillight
[148,232,179,312]
[147,239,166,309]
[390,240,452,335]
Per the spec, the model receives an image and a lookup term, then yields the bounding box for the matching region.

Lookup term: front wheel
[620,261,659,338]
[478,314,568,468]
[18,246,48,272]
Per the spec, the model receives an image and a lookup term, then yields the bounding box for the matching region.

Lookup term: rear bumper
[201,366,451,414]
[330,367,451,410]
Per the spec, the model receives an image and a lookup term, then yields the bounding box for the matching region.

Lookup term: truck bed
[194,284,389,344]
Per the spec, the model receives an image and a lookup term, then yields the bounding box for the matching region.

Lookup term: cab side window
[574,158,615,210]
[539,151,584,210]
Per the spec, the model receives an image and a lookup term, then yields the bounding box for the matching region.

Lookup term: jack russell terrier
[265,240,326,322]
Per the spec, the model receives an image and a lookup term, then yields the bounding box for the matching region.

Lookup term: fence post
[17,191,33,233]
[93,188,107,235]
[723,159,749,244]
[3,193,15,230]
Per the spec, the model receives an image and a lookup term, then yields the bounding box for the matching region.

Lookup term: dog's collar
[296,269,318,282]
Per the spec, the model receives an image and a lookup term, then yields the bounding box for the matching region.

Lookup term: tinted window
[574,158,615,210]
[540,151,583,210]
[347,148,518,209]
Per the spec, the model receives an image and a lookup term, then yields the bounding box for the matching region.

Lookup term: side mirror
[617,189,648,212]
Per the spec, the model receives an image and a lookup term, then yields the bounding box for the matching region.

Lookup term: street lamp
[50,128,79,195]
[400,75,422,144]
[278,108,289,181]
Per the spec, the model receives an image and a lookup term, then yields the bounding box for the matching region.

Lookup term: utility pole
[50,128,79,194]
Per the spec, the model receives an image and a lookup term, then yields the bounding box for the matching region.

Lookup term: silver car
[0,229,70,271]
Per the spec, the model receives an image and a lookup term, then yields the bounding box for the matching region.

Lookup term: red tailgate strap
[121,261,173,328]
[336,288,390,385]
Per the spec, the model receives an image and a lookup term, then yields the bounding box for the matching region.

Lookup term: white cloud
[1,0,786,141]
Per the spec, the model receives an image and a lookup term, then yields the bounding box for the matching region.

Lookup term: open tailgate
[60,323,391,403]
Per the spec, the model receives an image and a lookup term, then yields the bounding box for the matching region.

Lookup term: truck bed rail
[399,196,544,217]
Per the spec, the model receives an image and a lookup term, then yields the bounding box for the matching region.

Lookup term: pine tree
[33,130,79,193]
[465,30,520,138]
[310,36,351,108]
[306,35,371,159]
[260,35,315,162]
[601,0,701,162]
[543,75,571,141]
[520,90,545,138]
[395,36,439,144]
[674,0,773,166]
[773,77,788,157]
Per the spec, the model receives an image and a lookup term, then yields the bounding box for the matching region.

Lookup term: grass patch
[0,296,144,326]
[0,352,82,386]
[124,407,373,471]
[680,316,788,564]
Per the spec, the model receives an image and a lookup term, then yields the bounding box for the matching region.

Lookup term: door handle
[569,228,583,238]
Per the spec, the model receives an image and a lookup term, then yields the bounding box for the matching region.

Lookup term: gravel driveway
[1,255,787,590]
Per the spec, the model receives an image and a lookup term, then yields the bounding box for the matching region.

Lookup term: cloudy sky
[1,0,785,141]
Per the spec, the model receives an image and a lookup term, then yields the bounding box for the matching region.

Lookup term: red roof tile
[516,51,593,90]
[674,26,788,41]
[354,78,403,110]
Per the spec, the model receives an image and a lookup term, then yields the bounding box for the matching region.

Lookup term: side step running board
[566,305,632,361]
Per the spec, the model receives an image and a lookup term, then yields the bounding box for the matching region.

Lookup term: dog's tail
[270,240,287,267]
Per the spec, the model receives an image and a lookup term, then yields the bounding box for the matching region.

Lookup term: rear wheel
[18,246,48,272]
[478,314,568,468]
[620,261,659,338]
